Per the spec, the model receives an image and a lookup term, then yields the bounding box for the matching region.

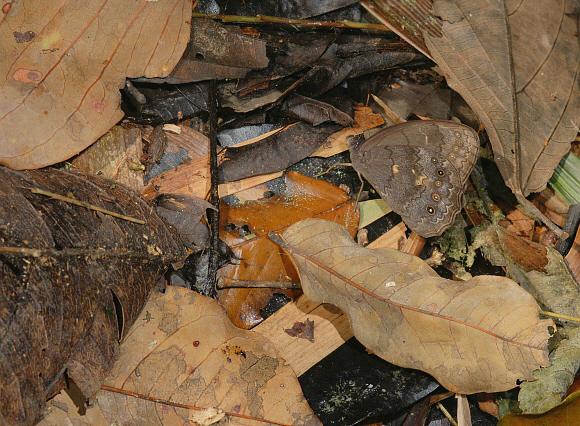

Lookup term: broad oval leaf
[0,0,192,169]
[40,286,321,426]
[423,0,580,196]
[274,219,554,394]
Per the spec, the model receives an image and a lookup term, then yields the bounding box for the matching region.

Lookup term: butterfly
[349,120,479,237]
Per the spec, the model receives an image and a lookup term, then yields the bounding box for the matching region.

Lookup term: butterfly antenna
[314,162,352,178]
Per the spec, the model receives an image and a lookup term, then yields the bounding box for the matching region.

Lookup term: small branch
[218,277,301,289]
[514,192,568,240]
[437,402,458,426]
[192,12,393,32]
[204,79,220,298]
[22,187,145,224]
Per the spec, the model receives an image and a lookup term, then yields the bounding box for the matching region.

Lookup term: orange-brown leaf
[218,172,359,328]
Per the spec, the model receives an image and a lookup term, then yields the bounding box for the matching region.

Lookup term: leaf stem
[539,311,580,323]
[100,385,291,425]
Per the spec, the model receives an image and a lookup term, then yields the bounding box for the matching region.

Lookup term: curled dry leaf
[0,0,192,169]
[273,219,554,394]
[40,286,321,426]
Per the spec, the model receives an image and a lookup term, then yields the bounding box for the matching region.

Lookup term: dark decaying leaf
[154,194,216,250]
[185,18,268,69]
[218,122,343,183]
[423,0,580,197]
[0,167,185,425]
[198,0,360,19]
[134,18,269,84]
[299,338,440,425]
[124,81,209,125]
[341,50,425,78]
[249,30,338,82]
[278,93,354,126]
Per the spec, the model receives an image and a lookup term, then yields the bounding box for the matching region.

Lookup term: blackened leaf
[151,59,252,84]
[155,194,215,250]
[136,18,269,84]
[218,122,342,183]
[343,51,425,78]
[185,18,268,69]
[203,0,359,19]
[295,44,353,97]
[278,93,354,126]
[0,167,185,425]
[125,82,209,125]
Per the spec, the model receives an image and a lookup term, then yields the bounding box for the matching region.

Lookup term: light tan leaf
[0,0,192,169]
[40,286,320,425]
[274,219,554,394]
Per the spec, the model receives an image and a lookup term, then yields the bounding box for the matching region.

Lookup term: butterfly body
[349,120,479,237]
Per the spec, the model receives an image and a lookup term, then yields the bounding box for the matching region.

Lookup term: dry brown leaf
[219,172,359,329]
[274,219,554,394]
[0,0,192,169]
[40,286,320,426]
[423,0,580,198]
[70,125,145,192]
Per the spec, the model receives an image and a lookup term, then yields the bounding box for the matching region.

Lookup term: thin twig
[217,277,301,289]
[22,187,145,224]
[204,79,220,298]
[192,12,393,32]
[436,402,458,426]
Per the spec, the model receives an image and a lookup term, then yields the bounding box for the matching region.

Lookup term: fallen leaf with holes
[0,0,192,169]
[40,286,321,426]
[0,166,185,425]
[272,219,554,394]
[218,171,359,329]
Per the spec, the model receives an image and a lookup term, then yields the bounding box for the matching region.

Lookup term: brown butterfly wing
[350,121,479,237]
